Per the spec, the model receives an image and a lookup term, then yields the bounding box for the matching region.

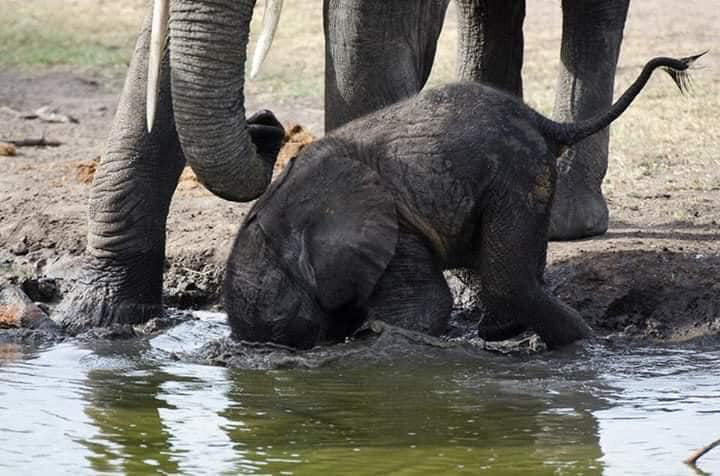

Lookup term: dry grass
[1,0,145,69]
[2,0,718,223]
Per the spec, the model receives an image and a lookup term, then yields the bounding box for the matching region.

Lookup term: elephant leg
[473,191,591,348]
[365,229,451,336]
[450,0,526,326]
[323,0,450,131]
[455,0,526,97]
[55,14,184,334]
[549,0,630,240]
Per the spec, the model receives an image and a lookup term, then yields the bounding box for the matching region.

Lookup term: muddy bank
[548,246,720,341]
[1,69,719,348]
[0,69,298,314]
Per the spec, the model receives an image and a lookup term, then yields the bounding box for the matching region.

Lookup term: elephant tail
[535,51,707,147]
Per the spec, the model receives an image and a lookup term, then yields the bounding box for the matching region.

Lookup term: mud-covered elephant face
[224,141,400,349]
[224,221,328,350]
[224,219,372,349]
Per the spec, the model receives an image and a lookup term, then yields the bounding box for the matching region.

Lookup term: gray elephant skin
[325,0,630,240]
[224,55,700,350]
[56,1,286,333]
[57,0,629,332]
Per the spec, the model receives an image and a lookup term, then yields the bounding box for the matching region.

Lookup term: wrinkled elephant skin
[225,54,693,350]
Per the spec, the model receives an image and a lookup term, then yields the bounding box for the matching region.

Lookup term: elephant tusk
[249,0,283,79]
[146,0,169,132]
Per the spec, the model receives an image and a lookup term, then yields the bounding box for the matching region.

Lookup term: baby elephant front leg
[482,289,591,349]
[475,192,592,348]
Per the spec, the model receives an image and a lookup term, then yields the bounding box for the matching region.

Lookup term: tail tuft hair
[662,50,708,95]
[535,51,708,147]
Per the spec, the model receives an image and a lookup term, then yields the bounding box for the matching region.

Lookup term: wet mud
[547,248,720,342]
[1,70,718,361]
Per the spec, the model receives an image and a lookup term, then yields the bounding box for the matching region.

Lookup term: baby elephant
[225,54,702,350]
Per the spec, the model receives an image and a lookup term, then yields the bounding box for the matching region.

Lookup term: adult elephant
[56,0,629,331]
[322,0,630,240]
[56,1,286,332]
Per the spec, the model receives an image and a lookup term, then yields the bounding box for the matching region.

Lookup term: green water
[1,314,719,475]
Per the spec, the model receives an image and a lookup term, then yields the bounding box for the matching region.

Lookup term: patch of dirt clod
[547,248,720,342]
[1,69,719,349]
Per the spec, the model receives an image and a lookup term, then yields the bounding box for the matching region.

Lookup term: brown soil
[0,0,718,344]
[0,69,717,344]
[0,142,16,156]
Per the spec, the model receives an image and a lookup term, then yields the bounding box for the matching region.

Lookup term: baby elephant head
[224,221,327,349]
[224,141,399,349]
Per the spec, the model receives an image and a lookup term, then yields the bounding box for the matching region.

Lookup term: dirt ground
[0,0,718,343]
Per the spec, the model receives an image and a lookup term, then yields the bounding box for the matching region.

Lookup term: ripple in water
[0,319,718,475]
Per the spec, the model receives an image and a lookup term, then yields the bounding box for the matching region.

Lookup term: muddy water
[0,314,719,475]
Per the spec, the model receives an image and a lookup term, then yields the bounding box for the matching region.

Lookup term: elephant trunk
[169,0,272,202]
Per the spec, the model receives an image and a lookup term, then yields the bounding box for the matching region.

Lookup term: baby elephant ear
[257,142,399,312]
[302,158,399,311]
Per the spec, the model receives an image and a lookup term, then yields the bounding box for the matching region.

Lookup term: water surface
[1,314,718,475]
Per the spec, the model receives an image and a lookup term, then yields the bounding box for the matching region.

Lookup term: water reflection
[155,363,241,474]
[595,345,720,476]
[0,343,100,474]
[0,343,22,364]
[82,367,182,474]
[213,361,607,475]
[1,333,719,475]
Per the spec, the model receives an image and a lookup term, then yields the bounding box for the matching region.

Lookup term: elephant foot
[53,257,163,335]
[531,294,593,349]
[477,314,528,342]
[548,187,608,241]
[478,290,592,350]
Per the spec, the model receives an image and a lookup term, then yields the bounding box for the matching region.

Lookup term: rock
[21,277,59,302]
[0,328,64,346]
[77,325,137,341]
[0,142,16,156]
[0,285,60,331]
[36,302,51,315]
[0,343,21,362]
[28,106,79,124]
[10,236,28,255]
[140,313,193,334]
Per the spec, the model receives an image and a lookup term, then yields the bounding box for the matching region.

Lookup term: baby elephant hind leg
[475,192,592,349]
[365,230,452,336]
